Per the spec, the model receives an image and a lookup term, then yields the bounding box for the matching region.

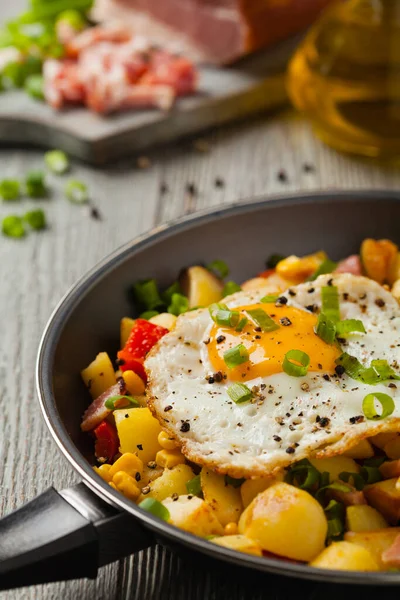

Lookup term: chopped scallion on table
[24,208,46,230]
[26,170,47,198]
[2,215,25,238]
[65,179,88,204]
[45,149,69,174]
[0,179,20,201]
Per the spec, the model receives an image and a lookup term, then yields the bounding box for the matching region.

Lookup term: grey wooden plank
[0,114,400,600]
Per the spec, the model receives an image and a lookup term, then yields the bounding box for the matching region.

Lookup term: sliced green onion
[227,382,253,403]
[339,471,365,491]
[246,308,279,332]
[224,475,245,488]
[320,471,330,488]
[336,319,366,337]
[315,313,336,344]
[327,518,344,539]
[224,344,249,369]
[283,349,310,377]
[207,259,229,279]
[105,395,139,410]
[2,215,25,238]
[222,281,241,297]
[0,179,20,201]
[260,294,279,304]
[285,459,320,490]
[140,310,159,320]
[321,285,340,322]
[324,499,344,519]
[235,317,248,332]
[65,179,88,204]
[24,209,46,230]
[362,392,395,420]
[162,281,181,305]
[26,170,47,198]
[308,259,338,281]
[186,474,202,497]
[139,498,170,521]
[45,149,69,174]
[209,303,240,328]
[25,74,44,100]
[266,253,285,269]
[168,293,189,316]
[133,279,163,311]
[316,481,352,502]
[360,465,383,485]
[336,353,400,385]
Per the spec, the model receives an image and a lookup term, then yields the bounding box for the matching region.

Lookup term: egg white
[146,274,400,478]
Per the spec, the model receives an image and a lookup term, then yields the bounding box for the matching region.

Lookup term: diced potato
[120,317,135,348]
[212,535,263,556]
[364,478,400,524]
[238,482,327,561]
[384,437,400,460]
[141,464,195,502]
[310,456,360,482]
[345,528,400,569]
[114,407,162,464]
[370,432,399,450]
[346,505,388,532]
[162,495,224,537]
[380,459,400,479]
[331,485,366,507]
[200,469,243,526]
[240,475,284,509]
[311,541,379,571]
[140,464,164,487]
[343,439,374,460]
[149,312,177,330]
[276,251,327,283]
[360,239,398,284]
[179,266,223,308]
[81,352,117,400]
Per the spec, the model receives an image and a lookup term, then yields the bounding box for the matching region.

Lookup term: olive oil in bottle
[287,0,400,159]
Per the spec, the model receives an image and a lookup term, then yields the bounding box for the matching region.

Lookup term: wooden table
[1,113,400,600]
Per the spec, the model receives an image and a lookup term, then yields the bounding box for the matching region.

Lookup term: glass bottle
[287,0,400,159]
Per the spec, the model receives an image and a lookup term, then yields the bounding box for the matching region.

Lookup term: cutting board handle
[0,483,154,591]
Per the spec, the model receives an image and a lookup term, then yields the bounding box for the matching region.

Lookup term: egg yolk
[207,303,341,382]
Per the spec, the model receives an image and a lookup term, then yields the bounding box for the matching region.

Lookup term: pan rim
[36,189,400,585]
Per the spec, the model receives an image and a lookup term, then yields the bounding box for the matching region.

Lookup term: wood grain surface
[1,112,400,600]
[1,3,400,593]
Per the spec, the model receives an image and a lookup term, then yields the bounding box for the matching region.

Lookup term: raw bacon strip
[81,380,127,432]
[65,22,134,58]
[335,255,362,275]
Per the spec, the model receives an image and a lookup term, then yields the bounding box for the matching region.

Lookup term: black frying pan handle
[0,482,155,591]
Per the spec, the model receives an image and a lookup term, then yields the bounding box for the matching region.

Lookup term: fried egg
[146,274,400,478]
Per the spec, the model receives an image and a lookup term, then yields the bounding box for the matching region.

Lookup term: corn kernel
[94,464,112,483]
[109,482,118,490]
[158,431,179,450]
[109,452,143,479]
[149,312,177,330]
[113,471,140,500]
[156,449,185,468]
[224,522,238,536]
[122,370,145,396]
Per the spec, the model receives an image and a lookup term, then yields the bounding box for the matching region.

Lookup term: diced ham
[43,59,85,109]
[56,21,80,46]
[382,533,400,567]
[65,22,133,58]
[141,51,197,95]
[335,255,362,275]
[330,485,367,506]
[81,380,127,432]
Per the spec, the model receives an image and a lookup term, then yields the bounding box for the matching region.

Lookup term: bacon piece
[43,59,85,109]
[382,533,400,567]
[81,380,127,432]
[141,50,197,95]
[65,22,133,58]
[335,255,362,275]
[331,485,366,506]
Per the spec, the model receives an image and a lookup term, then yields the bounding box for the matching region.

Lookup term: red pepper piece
[258,268,275,278]
[94,421,119,462]
[117,318,169,381]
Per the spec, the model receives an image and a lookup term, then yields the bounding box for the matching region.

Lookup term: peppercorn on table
[2,4,400,593]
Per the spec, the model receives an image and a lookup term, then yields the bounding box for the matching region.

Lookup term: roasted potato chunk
[240,475,283,509]
[360,239,398,284]
[311,541,379,571]
[212,535,263,556]
[140,464,195,502]
[343,439,374,460]
[310,456,359,482]
[162,495,224,537]
[346,505,388,532]
[345,528,400,569]
[200,469,243,526]
[238,482,327,561]
[364,478,400,525]
[179,266,223,308]
[81,352,117,400]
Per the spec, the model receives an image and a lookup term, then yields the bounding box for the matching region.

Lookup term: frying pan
[1,190,400,592]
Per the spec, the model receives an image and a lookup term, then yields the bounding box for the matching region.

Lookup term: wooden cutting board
[0,35,300,165]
